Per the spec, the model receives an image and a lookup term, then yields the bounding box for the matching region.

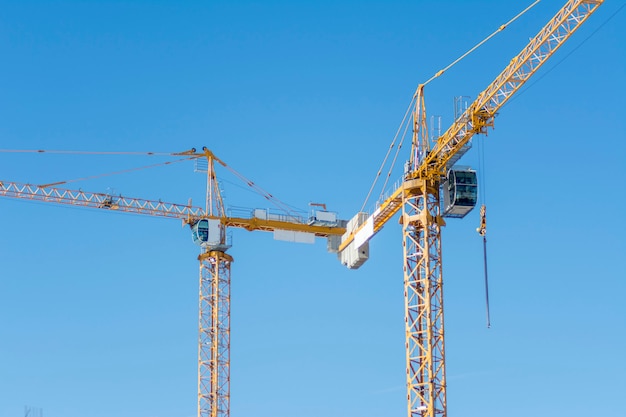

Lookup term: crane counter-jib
[222,216,345,236]
[337,184,404,254]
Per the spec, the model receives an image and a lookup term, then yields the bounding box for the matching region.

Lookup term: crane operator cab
[442,167,478,218]
[191,218,231,251]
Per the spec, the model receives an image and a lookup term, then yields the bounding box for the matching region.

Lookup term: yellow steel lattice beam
[339,0,603,255]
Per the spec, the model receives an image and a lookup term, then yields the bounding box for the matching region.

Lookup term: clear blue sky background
[1,1,625,417]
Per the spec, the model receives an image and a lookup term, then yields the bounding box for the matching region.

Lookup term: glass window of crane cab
[192,219,209,245]
[455,171,476,184]
[449,170,477,207]
[455,185,477,206]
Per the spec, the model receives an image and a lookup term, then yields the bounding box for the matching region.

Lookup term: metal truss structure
[0,2,604,417]
[402,179,446,417]
[198,250,233,417]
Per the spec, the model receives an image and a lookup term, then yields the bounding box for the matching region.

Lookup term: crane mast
[198,148,231,417]
[198,249,232,417]
[402,178,447,417]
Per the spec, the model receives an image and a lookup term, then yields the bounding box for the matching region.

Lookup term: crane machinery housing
[0,1,605,417]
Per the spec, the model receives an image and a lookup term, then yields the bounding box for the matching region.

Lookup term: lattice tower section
[402,179,446,417]
[198,250,233,417]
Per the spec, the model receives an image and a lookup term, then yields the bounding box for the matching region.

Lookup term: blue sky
[1,1,625,417]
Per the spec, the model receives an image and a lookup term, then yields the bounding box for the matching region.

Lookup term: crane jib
[339,0,605,258]
[423,0,604,178]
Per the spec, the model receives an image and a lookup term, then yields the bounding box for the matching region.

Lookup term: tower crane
[335,1,603,416]
[1,1,605,417]
[0,147,346,417]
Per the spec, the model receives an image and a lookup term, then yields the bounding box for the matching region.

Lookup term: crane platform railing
[227,206,308,225]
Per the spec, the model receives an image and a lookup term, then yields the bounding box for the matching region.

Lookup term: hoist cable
[37,156,199,188]
[477,136,487,205]
[360,96,416,213]
[0,149,181,156]
[423,0,540,87]
[483,235,491,329]
[219,162,304,219]
[377,109,413,204]
[477,137,490,328]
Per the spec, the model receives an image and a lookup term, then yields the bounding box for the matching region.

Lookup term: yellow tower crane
[0,147,346,417]
[336,1,603,416]
[0,1,605,416]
